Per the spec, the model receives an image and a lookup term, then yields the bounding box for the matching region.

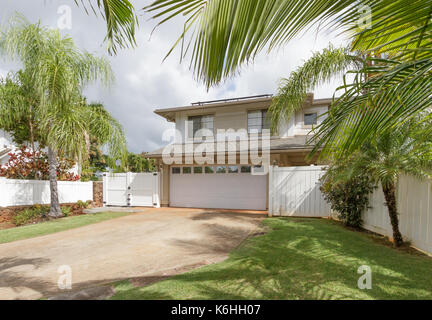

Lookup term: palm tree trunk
[28,111,38,180]
[48,146,62,217]
[381,182,403,247]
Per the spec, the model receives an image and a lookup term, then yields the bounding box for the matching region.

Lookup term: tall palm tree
[0,16,127,217]
[346,117,432,246]
[145,0,432,159]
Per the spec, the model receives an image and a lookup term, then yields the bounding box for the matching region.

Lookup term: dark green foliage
[107,152,155,173]
[80,135,109,181]
[126,152,155,172]
[13,205,49,226]
[320,160,376,228]
[76,200,91,209]
[61,206,72,217]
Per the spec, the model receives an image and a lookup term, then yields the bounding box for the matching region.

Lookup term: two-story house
[147,93,331,210]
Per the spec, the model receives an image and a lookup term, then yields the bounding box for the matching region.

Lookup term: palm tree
[346,117,432,246]
[145,0,432,159]
[0,70,41,154]
[0,16,127,217]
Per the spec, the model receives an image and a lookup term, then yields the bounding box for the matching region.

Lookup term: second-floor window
[248,109,270,133]
[188,115,214,139]
[304,112,317,126]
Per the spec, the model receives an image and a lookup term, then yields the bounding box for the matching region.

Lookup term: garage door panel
[170,168,266,210]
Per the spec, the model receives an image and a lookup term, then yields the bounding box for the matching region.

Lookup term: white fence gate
[103,172,160,207]
[269,165,330,217]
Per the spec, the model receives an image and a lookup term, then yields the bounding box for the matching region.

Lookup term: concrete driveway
[0,208,266,299]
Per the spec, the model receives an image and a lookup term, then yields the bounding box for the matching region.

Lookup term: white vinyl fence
[363,175,432,254]
[269,166,432,255]
[0,177,93,207]
[103,172,160,207]
[269,165,331,217]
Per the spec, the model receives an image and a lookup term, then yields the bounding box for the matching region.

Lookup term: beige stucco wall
[160,163,170,207]
[175,100,272,142]
[174,101,328,142]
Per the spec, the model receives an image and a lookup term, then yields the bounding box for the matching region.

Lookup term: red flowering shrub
[0,146,79,181]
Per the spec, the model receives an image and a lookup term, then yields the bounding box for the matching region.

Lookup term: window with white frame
[188,115,214,139]
[248,110,270,133]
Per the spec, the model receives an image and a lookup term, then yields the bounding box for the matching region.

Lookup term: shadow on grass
[111,218,432,300]
[2,217,431,300]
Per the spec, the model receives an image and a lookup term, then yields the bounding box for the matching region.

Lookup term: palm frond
[86,103,127,165]
[349,0,432,60]
[145,0,358,87]
[310,56,432,160]
[75,0,138,55]
[269,45,362,132]
[146,0,432,88]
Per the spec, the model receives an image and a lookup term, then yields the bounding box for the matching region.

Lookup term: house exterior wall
[290,104,329,136]
[161,163,170,207]
[173,101,329,143]
[153,96,330,209]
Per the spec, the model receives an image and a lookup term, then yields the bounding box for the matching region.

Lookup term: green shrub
[13,205,49,226]
[61,206,72,216]
[76,200,90,209]
[320,161,376,228]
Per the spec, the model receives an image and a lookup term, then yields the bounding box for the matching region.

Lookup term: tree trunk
[28,113,38,180]
[48,146,62,217]
[381,182,403,247]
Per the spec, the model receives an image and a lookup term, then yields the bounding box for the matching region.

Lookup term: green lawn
[111,217,432,300]
[0,211,132,244]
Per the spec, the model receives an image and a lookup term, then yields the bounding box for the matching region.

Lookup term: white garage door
[170,165,267,210]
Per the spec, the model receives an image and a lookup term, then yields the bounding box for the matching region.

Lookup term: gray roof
[145,136,311,158]
[154,94,332,122]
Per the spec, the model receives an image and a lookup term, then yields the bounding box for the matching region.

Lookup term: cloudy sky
[0,0,349,153]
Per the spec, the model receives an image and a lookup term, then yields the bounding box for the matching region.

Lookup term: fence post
[0,178,5,207]
[102,173,108,207]
[268,165,273,217]
[153,172,160,208]
[126,172,132,206]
